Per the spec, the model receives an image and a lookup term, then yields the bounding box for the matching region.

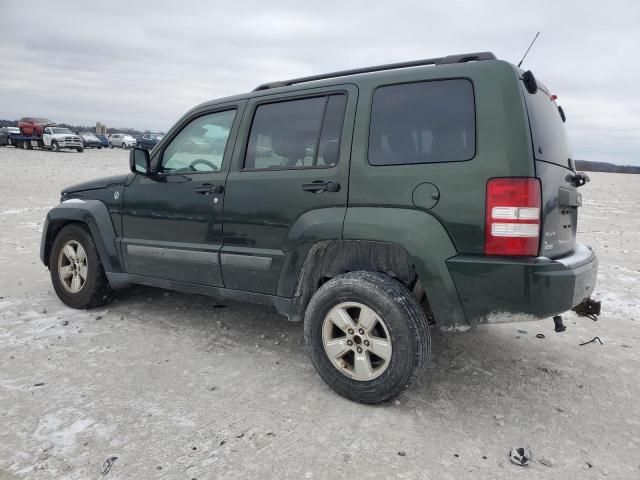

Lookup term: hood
[51,132,77,138]
[62,174,128,196]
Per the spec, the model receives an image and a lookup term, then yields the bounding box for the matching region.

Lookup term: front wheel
[76,147,84,152]
[49,224,112,309]
[51,141,60,152]
[304,271,430,404]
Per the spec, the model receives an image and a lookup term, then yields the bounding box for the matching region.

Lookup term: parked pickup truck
[7,118,84,152]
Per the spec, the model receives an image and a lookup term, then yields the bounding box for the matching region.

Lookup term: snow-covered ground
[0,147,638,479]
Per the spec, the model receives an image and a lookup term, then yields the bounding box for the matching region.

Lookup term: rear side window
[524,87,571,168]
[368,79,475,165]
[244,94,347,170]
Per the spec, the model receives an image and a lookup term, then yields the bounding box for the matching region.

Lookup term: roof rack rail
[253,51,496,91]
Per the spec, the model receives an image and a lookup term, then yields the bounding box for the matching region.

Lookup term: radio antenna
[517,32,540,68]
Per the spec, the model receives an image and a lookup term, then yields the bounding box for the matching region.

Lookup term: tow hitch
[572,297,602,321]
[552,298,601,332]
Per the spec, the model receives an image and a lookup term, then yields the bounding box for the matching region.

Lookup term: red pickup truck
[18,117,54,136]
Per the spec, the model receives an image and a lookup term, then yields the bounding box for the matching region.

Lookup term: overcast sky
[1,1,638,165]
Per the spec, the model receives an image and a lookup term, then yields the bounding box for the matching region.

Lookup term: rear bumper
[447,243,598,324]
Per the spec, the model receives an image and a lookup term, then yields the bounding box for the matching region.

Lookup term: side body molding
[342,207,468,331]
[40,199,123,274]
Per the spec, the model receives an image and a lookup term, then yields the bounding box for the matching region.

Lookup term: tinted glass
[369,79,475,165]
[317,95,347,167]
[244,94,346,170]
[524,87,571,168]
[161,109,236,173]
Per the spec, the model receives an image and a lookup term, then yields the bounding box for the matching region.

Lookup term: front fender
[40,199,123,273]
[343,207,468,331]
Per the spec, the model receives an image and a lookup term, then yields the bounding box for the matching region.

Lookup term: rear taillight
[485,178,541,256]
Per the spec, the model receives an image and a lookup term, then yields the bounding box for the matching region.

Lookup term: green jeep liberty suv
[40,52,599,403]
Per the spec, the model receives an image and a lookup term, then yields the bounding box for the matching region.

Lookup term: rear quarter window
[368,79,475,165]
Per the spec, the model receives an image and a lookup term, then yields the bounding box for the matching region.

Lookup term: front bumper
[447,243,599,324]
[58,140,83,148]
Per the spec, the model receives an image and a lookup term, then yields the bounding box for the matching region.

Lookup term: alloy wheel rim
[57,240,88,293]
[322,302,392,381]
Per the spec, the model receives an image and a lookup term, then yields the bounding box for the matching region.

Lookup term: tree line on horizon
[0,118,637,172]
[574,160,640,174]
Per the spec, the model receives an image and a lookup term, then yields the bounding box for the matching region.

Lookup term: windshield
[52,128,73,134]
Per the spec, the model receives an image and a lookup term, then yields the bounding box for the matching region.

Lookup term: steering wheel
[188,158,217,171]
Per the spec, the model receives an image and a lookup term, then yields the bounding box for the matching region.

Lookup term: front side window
[368,79,475,165]
[244,94,347,170]
[161,109,236,173]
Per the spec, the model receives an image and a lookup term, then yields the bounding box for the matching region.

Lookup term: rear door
[522,82,578,258]
[221,85,356,294]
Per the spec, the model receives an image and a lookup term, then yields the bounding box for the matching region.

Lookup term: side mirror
[130,147,150,175]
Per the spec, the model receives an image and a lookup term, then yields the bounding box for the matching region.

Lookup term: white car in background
[109,133,136,149]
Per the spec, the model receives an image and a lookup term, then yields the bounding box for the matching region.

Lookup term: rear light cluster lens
[485,178,541,256]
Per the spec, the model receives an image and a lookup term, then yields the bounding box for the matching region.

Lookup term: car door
[120,103,244,286]
[221,85,356,294]
[42,127,52,146]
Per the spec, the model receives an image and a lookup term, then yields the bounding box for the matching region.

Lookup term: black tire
[304,271,430,404]
[49,224,113,309]
[109,142,113,148]
[76,147,84,153]
[51,141,60,152]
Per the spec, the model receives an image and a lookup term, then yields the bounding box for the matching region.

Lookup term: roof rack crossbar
[253,51,496,91]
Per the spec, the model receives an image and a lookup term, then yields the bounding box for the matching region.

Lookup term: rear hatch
[522,78,579,259]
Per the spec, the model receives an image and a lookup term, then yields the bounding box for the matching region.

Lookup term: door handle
[193,184,224,195]
[302,180,340,193]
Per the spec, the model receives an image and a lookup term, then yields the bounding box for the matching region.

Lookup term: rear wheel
[304,271,430,404]
[51,141,60,152]
[49,224,112,309]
